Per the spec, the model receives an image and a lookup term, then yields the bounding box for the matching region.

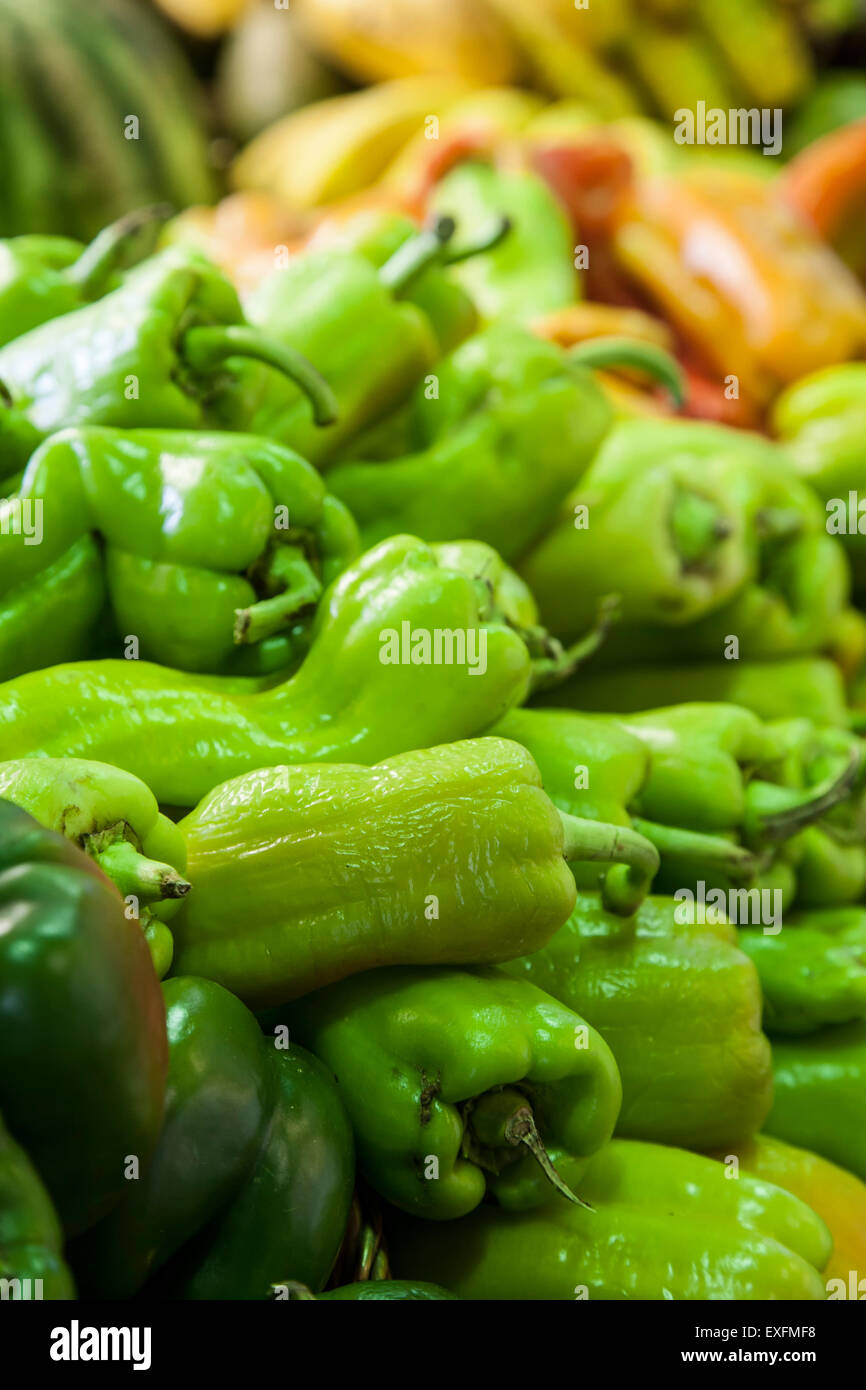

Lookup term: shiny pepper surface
[503,894,772,1150]
[765,1020,866,1182]
[0,426,359,679]
[172,738,657,1005]
[0,1115,75,1299]
[0,536,533,807]
[278,964,621,1219]
[0,800,167,1235]
[386,1139,832,1300]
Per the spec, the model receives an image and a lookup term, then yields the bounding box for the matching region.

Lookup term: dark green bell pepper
[0,1114,75,1300]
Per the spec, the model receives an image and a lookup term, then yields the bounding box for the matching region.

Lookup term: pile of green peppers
[2,200,866,1306]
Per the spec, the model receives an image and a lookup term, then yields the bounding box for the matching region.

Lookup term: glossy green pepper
[70,976,354,1299]
[541,655,852,728]
[0,757,189,978]
[277,964,621,1220]
[289,1280,457,1301]
[0,800,168,1235]
[0,536,539,807]
[427,160,577,322]
[238,221,464,467]
[738,904,866,1035]
[773,364,866,595]
[386,1139,832,1300]
[502,894,772,1150]
[0,426,359,679]
[328,329,682,563]
[765,1020,866,1182]
[173,738,659,1005]
[0,247,338,481]
[518,418,850,654]
[0,1115,75,1300]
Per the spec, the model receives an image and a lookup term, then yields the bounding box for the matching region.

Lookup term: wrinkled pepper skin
[386,1140,832,1300]
[0,426,359,679]
[503,895,772,1151]
[0,248,337,476]
[0,537,532,807]
[773,364,866,594]
[765,1020,866,1183]
[0,801,167,1236]
[71,977,354,1300]
[0,1115,75,1300]
[518,418,849,654]
[0,757,190,979]
[539,655,852,728]
[278,964,621,1220]
[172,738,639,1005]
[717,1136,866,1293]
[738,906,866,1035]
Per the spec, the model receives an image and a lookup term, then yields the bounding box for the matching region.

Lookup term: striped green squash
[0,0,217,237]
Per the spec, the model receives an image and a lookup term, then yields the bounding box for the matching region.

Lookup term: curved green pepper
[0,205,168,350]
[0,247,338,479]
[278,963,621,1220]
[0,1114,75,1300]
[765,1019,866,1181]
[503,894,772,1150]
[739,904,866,1035]
[329,328,681,563]
[0,800,168,1235]
[0,426,359,679]
[70,977,354,1300]
[386,1139,832,1300]
[0,536,536,807]
[0,757,189,978]
[173,737,659,1005]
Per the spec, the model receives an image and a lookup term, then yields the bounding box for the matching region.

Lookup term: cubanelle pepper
[0,801,167,1236]
[0,536,547,807]
[172,738,660,1006]
[386,1139,832,1300]
[275,963,621,1220]
[0,426,359,679]
[69,976,354,1300]
[0,757,189,978]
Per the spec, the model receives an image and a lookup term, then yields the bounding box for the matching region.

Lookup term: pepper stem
[85,832,191,906]
[670,490,732,567]
[558,812,661,915]
[234,545,323,645]
[743,747,862,848]
[445,215,512,263]
[378,215,456,294]
[529,594,620,694]
[65,203,173,294]
[569,335,686,407]
[632,818,759,884]
[182,325,339,426]
[468,1089,593,1211]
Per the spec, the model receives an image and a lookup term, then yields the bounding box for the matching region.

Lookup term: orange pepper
[612,171,866,405]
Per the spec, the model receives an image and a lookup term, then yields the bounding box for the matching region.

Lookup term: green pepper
[385,1139,832,1300]
[0,205,168,349]
[427,160,577,322]
[518,417,848,652]
[0,1114,75,1300]
[0,800,168,1235]
[239,220,464,467]
[765,1020,866,1182]
[0,757,190,978]
[0,536,539,807]
[539,655,852,727]
[0,426,360,679]
[502,894,772,1151]
[738,905,866,1035]
[277,963,620,1220]
[173,738,660,1006]
[328,329,682,563]
[70,976,354,1300]
[0,247,338,481]
[290,1280,458,1301]
[773,363,866,596]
